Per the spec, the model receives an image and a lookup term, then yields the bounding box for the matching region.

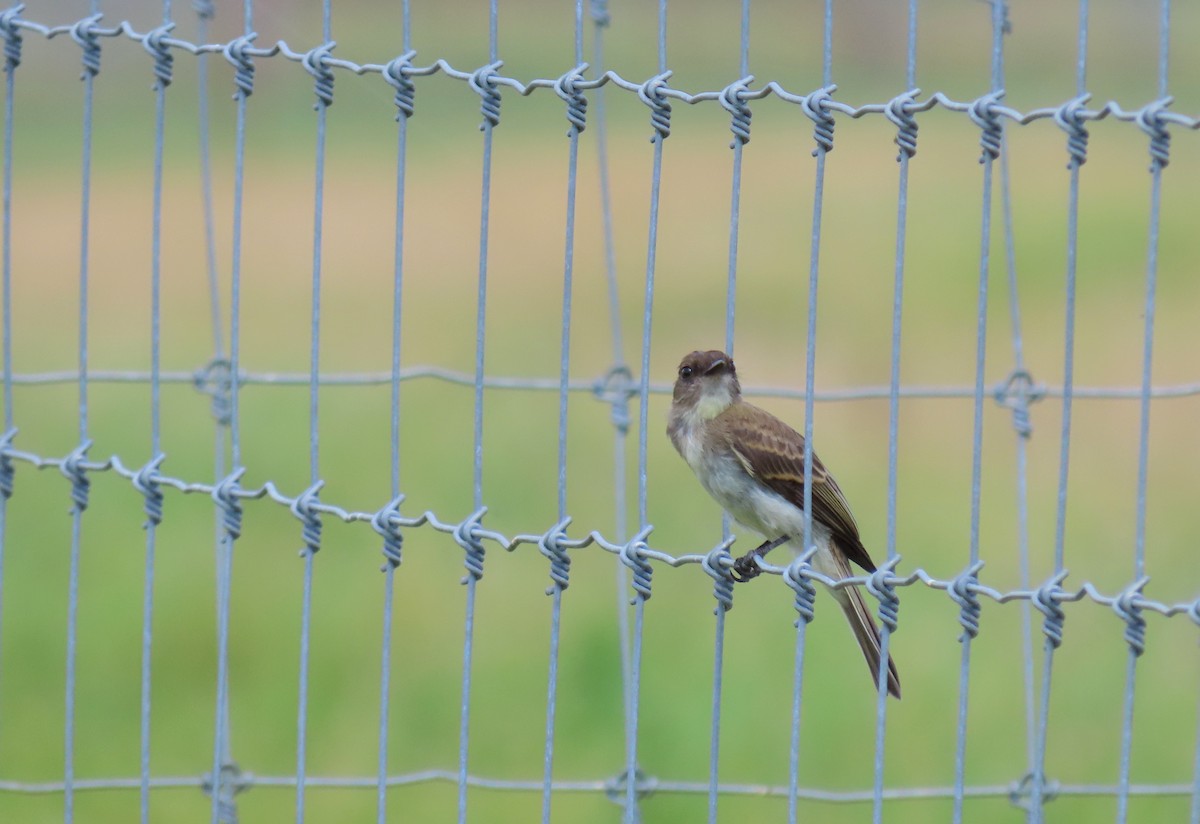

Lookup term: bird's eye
[679,365,694,380]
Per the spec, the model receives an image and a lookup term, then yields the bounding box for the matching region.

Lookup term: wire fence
[1,1,1198,823]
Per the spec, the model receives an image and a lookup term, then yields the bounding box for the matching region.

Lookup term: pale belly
[691,449,831,546]
[677,433,844,589]
[681,443,849,592]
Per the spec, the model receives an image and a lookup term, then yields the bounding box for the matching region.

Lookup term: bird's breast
[691,449,800,536]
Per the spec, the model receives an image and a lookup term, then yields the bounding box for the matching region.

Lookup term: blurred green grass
[1,1,1199,822]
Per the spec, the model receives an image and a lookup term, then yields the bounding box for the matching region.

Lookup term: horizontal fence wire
[0,437,1195,620]
[0,773,1196,804]
[7,366,1200,401]
[1,2,1199,822]
[2,12,1199,134]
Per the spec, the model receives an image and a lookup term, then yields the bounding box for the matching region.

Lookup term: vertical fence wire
[585,1,642,812]
[889,0,919,775]
[592,0,622,375]
[886,0,919,798]
[789,0,834,819]
[0,6,14,431]
[586,0,635,772]
[192,31,230,815]
[459,0,501,819]
[539,3,586,822]
[853,0,892,809]
[1036,0,1084,820]
[705,545,732,824]
[293,3,335,819]
[624,1,670,820]
[196,13,223,359]
[375,2,413,822]
[0,0,19,771]
[137,2,172,822]
[954,0,1007,819]
[64,3,103,819]
[209,1,255,821]
[886,0,917,642]
[1030,1,1087,819]
[999,109,1038,793]
[707,2,751,821]
[1117,1,1170,819]
[722,0,750,357]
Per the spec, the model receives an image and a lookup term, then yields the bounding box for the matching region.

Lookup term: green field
[1,1,1198,822]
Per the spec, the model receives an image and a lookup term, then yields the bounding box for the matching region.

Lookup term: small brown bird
[668,349,900,698]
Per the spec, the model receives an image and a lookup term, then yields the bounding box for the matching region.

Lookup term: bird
[667,349,901,699]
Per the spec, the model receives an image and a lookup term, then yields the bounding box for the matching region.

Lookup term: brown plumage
[669,349,901,699]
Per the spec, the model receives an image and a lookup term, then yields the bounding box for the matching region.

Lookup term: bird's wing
[718,402,877,573]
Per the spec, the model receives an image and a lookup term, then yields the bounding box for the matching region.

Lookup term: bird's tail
[840,583,902,699]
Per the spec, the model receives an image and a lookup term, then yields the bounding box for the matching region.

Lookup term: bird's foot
[730,534,790,583]
[731,553,762,582]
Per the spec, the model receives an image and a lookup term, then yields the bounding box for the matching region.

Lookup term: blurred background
[1,0,1198,822]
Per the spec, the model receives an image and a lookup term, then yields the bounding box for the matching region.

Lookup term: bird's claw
[729,534,789,583]
[731,554,762,583]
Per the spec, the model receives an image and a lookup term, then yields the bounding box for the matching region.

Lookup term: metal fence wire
[0,0,1199,823]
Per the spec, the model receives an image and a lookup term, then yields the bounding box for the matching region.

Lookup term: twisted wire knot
[1113,576,1149,657]
[620,528,654,603]
[592,364,634,434]
[0,428,15,500]
[994,368,1040,439]
[211,468,246,540]
[604,766,655,806]
[885,88,920,161]
[70,13,103,79]
[801,86,836,156]
[371,494,405,570]
[60,440,93,513]
[719,75,753,148]
[994,0,1013,35]
[866,556,901,634]
[0,5,23,72]
[142,22,175,89]
[214,790,237,824]
[1033,570,1068,648]
[1188,597,1200,628]
[555,64,589,135]
[539,517,573,594]
[132,453,166,527]
[201,760,248,822]
[455,507,488,583]
[948,560,984,641]
[302,42,336,108]
[784,549,818,626]
[702,540,736,614]
[1136,97,1172,172]
[1008,769,1059,811]
[638,71,672,143]
[969,90,1005,163]
[1053,93,1090,169]
[194,358,234,425]
[223,33,257,99]
[588,0,611,28]
[469,62,503,130]
[290,482,324,556]
[383,51,416,120]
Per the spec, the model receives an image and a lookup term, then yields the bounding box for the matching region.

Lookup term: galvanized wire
[3,13,1198,134]
[0,3,1197,823]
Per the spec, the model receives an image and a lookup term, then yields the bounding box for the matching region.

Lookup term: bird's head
[671,349,741,422]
